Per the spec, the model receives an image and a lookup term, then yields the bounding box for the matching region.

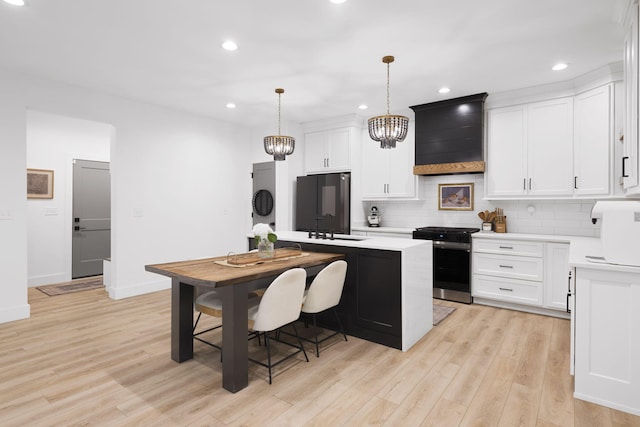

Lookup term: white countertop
[472,231,579,244]
[275,230,427,251]
[474,231,640,274]
[351,226,414,235]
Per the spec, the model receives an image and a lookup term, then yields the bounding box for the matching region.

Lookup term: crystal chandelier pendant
[368,56,409,149]
[264,88,295,161]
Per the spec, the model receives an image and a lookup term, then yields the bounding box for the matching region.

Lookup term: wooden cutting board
[226,248,302,265]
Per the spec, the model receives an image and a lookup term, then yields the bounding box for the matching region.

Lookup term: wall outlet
[0,209,13,220]
[43,207,59,216]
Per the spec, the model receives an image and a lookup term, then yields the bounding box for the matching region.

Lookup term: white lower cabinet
[544,243,571,310]
[473,274,542,306]
[472,236,570,316]
[574,267,640,415]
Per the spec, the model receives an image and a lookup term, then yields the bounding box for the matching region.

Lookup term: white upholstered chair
[193,289,261,354]
[192,250,262,352]
[301,260,348,357]
[247,267,308,384]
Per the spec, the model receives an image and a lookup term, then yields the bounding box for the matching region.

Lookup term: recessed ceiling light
[358,104,368,110]
[438,87,451,94]
[3,0,25,5]
[226,103,236,109]
[329,0,347,4]
[221,40,238,51]
[552,63,568,71]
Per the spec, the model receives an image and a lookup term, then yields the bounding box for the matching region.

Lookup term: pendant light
[368,55,409,149]
[264,88,295,161]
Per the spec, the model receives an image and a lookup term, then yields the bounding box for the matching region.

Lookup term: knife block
[494,217,507,233]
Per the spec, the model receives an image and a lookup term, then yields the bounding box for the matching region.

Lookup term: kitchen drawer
[473,253,544,282]
[473,274,543,306]
[473,239,544,257]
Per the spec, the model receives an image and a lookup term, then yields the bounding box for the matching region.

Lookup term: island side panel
[401,241,432,351]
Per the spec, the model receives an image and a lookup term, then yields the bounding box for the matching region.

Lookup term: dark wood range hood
[410,93,488,176]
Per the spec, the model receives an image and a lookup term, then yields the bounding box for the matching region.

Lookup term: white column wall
[0,72,29,323]
[26,110,112,286]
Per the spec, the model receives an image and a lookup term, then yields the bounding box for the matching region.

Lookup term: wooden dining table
[145,249,344,393]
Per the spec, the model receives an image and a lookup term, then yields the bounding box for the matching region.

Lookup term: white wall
[361,173,600,237]
[0,67,254,323]
[26,110,112,286]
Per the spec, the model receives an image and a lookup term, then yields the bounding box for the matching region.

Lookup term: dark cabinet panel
[277,240,403,349]
[355,251,401,336]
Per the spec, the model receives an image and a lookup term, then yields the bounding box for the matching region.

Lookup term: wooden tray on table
[226,247,304,266]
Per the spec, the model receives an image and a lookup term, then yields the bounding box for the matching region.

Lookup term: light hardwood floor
[1,287,639,426]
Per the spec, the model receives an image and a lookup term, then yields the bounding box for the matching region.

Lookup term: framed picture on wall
[438,183,473,211]
[27,169,54,199]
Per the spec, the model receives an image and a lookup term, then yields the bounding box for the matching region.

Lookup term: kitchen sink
[329,235,367,241]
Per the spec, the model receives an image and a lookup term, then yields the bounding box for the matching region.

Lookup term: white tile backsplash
[362,174,601,237]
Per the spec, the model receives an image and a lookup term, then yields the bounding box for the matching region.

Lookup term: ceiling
[0,0,629,129]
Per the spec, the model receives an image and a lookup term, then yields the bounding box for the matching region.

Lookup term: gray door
[72,159,111,279]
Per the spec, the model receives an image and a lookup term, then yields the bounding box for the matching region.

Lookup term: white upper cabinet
[362,125,417,199]
[623,1,640,194]
[486,81,619,200]
[304,128,352,174]
[486,98,573,198]
[527,98,574,196]
[573,84,612,196]
[486,106,527,197]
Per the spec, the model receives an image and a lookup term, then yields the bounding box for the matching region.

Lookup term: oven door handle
[432,241,471,251]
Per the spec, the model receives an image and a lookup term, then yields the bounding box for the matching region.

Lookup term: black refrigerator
[295,173,351,234]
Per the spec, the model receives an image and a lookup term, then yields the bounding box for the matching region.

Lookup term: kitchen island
[272,231,432,352]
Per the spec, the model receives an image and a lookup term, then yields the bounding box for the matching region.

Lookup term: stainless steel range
[413,226,479,304]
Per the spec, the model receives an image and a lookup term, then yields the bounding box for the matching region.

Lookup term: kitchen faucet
[307,214,334,240]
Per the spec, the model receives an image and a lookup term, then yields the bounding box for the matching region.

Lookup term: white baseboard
[473,297,570,319]
[107,278,170,300]
[0,304,31,324]
[28,273,67,287]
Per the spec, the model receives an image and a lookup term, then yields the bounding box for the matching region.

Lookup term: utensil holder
[494,218,507,233]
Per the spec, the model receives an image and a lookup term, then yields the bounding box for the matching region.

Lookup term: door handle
[74,226,86,231]
[623,156,629,178]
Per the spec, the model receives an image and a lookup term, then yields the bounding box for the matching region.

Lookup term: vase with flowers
[252,223,277,258]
